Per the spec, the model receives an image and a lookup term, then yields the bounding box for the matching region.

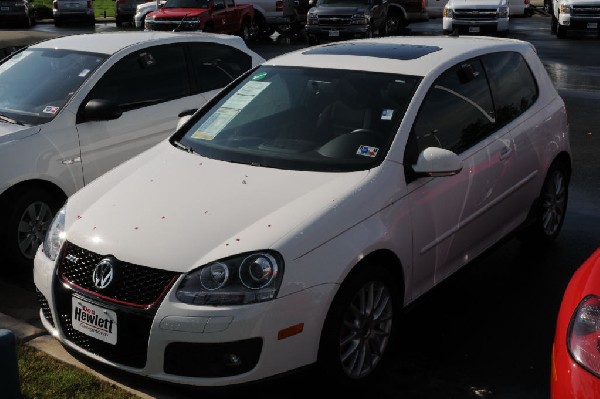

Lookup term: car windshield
[164,0,209,8]
[0,48,107,126]
[175,65,421,172]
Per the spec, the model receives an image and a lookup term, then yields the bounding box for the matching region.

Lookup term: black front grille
[55,287,153,368]
[454,9,498,20]
[53,241,182,368]
[318,14,352,25]
[572,5,600,16]
[59,241,180,308]
[36,289,55,328]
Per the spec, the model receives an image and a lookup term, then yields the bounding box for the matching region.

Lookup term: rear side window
[88,43,189,111]
[187,42,253,92]
[481,51,539,127]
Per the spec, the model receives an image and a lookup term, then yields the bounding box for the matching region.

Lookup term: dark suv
[305,0,427,44]
[0,0,36,27]
[115,0,148,26]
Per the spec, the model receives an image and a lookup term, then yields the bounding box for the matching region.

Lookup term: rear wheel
[239,19,251,42]
[525,161,569,243]
[317,262,401,387]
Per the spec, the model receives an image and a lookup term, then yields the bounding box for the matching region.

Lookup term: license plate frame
[468,26,481,33]
[71,297,118,345]
[587,22,598,29]
[329,30,340,37]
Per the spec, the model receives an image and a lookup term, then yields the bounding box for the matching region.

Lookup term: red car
[552,248,600,398]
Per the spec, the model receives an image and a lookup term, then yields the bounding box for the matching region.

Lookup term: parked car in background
[134,0,165,28]
[550,0,600,38]
[425,0,447,17]
[245,0,311,37]
[551,248,600,399]
[145,0,256,42]
[443,0,510,35]
[0,31,264,271]
[52,0,95,26]
[0,0,36,27]
[510,0,533,16]
[305,0,427,45]
[115,0,149,26]
[35,35,570,388]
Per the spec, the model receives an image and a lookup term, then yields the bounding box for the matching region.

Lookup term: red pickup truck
[145,0,256,41]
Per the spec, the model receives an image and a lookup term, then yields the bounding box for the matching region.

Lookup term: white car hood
[0,123,39,144]
[66,141,372,272]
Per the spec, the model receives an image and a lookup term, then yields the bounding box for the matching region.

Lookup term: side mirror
[81,99,123,122]
[176,114,193,131]
[214,3,225,10]
[412,147,462,177]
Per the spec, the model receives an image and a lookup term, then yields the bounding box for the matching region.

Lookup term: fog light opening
[223,353,243,368]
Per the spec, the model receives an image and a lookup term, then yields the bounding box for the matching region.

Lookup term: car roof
[264,36,536,77]
[29,31,253,55]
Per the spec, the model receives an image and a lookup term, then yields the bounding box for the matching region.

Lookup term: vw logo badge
[93,258,115,290]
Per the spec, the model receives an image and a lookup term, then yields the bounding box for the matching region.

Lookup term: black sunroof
[302,42,441,60]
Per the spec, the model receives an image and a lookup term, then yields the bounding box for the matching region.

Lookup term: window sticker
[381,109,394,120]
[79,69,91,77]
[251,72,267,81]
[191,108,239,140]
[356,145,379,157]
[43,106,60,114]
[190,81,271,140]
[222,81,271,110]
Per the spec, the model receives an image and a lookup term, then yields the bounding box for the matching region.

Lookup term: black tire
[0,186,65,271]
[525,161,569,243]
[317,262,401,387]
[116,16,123,27]
[557,23,567,38]
[307,35,319,45]
[551,15,557,34]
[239,19,251,42]
[382,12,402,36]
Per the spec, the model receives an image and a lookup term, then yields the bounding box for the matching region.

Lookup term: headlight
[146,14,155,21]
[176,251,284,306]
[559,3,571,13]
[307,11,318,24]
[568,295,600,377]
[351,13,369,25]
[498,6,508,17]
[443,7,453,17]
[43,206,66,261]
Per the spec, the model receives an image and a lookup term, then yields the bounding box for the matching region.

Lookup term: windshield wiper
[0,113,23,125]
[173,140,196,154]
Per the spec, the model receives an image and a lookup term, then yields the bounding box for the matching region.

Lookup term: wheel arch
[0,179,67,206]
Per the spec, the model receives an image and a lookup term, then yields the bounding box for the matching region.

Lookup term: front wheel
[0,186,65,271]
[317,263,401,386]
[556,23,567,38]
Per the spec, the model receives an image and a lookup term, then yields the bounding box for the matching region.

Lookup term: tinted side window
[187,42,253,92]
[481,51,539,126]
[89,44,189,111]
[411,58,495,155]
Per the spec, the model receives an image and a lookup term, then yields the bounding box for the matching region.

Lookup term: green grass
[36,0,116,18]
[17,344,140,399]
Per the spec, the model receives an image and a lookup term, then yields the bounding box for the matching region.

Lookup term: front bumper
[145,19,201,31]
[305,24,371,40]
[33,247,336,386]
[443,16,509,32]
[558,14,600,31]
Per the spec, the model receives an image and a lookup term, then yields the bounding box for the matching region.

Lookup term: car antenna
[174,14,189,32]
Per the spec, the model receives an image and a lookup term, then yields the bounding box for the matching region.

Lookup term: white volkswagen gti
[0,31,264,271]
[34,36,571,387]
